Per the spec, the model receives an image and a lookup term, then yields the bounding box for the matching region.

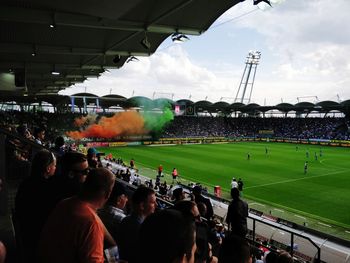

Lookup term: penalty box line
[245,169,349,190]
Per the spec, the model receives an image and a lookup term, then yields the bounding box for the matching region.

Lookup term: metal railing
[250,214,321,262]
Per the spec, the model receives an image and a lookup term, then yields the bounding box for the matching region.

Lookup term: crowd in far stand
[1,111,349,143]
[163,116,349,140]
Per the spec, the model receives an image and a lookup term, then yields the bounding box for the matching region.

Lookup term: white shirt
[231,180,238,189]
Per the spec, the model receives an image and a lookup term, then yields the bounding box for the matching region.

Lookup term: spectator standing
[130,158,135,169]
[192,185,214,221]
[53,151,89,203]
[87,147,100,168]
[51,136,65,157]
[226,188,248,238]
[231,178,238,189]
[118,186,156,263]
[158,164,163,177]
[38,168,115,263]
[172,187,186,203]
[33,127,46,145]
[219,234,252,263]
[139,209,196,263]
[15,150,57,263]
[98,182,128,242]
[172,167,178,183]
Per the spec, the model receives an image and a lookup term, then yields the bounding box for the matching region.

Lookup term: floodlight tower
[234,51,261,104]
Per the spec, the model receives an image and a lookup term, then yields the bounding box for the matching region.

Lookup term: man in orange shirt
[38,168,115,263]
[158,164,163,177]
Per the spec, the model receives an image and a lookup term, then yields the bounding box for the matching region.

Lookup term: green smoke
[143,107,174,132]
[128,96,175,132]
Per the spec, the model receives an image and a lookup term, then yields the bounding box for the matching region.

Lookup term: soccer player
[265,147,268,155]
[247,153,250,161]
[304,161,308,174]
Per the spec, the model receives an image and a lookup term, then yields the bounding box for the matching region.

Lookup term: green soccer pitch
[98,142,350,229]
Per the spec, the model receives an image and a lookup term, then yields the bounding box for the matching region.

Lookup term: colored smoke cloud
[143,108,174,132]
[66,109,174,139]
[73,114,97,127]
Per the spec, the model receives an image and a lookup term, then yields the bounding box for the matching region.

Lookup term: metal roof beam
[0,43,151,57]
[0,6,201,35]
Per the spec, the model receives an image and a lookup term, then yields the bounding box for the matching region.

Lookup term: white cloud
[61,0,350,106]
[61,45,239,102]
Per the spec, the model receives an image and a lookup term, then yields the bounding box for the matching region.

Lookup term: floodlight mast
[234,51,261,104]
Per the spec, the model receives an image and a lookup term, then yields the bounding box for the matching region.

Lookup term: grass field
[98,142,350,229]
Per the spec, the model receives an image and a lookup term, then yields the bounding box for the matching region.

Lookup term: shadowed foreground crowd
[8,146,295,263]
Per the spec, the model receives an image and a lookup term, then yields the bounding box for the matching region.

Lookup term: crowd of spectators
[0,110,339,262]
[1,110,349,143]
[4,136,296,263]
[163,116,349,140]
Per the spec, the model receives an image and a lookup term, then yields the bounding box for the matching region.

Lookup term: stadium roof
[1,92,349,115]
[0,0,244,97]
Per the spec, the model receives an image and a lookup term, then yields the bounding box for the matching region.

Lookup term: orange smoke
[66,111,146,139]
[73,115,97,127]
[74,116,88,127]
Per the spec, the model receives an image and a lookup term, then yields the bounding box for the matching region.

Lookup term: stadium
[0,1,349,263]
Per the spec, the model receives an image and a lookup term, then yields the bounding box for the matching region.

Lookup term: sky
[59,0,350,106]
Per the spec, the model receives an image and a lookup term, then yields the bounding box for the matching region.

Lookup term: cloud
[61,45,239,102]
[60,0,350,106]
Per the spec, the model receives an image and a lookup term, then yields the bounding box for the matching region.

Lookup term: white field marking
[319,158,350,170]
[345,230,350,234]
[318,222,332,228]
[273,208,284,213]
[294,215,306,220]
[245,168,349,189]
[250,203,265,207]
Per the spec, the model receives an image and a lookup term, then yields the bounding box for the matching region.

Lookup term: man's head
[54,136,65,148]
[61,151,89,183]
[132,186,156,218]
[173,200,200,222]
[219,235,252,263]
[106,182,128,210]
[230,187,240,200]
[31,150,56,179]
[192,185,202,196]
[173,187,185,201]
[196,202,207,218]
[80,168,115,208]
[34,127,45,140]
[139,209,196,263]
[87,148,99,168]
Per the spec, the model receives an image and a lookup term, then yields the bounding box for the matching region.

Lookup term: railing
[249,214,321,262]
